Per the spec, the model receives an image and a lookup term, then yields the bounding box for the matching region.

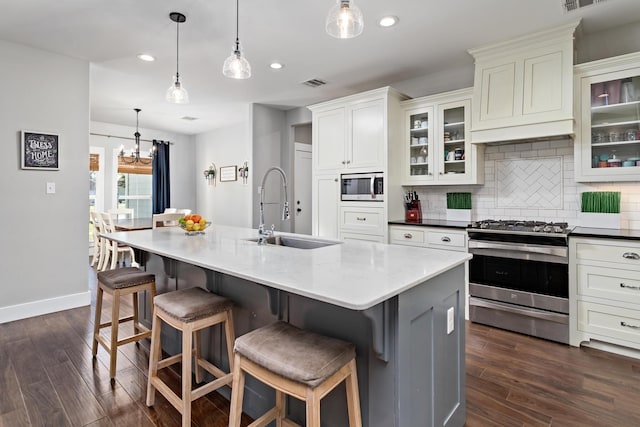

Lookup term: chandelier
[119,108,154,165]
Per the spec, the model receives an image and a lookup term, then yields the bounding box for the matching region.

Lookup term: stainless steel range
[467,220,574,344]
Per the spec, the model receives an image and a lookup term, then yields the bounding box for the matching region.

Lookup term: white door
[294,143,312,235]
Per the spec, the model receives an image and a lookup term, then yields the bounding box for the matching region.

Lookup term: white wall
[90,121,196,213]
[194,117,252,227]
[0,40,90,322]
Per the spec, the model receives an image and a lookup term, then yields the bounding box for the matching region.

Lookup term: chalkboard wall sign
[21,130,59,170]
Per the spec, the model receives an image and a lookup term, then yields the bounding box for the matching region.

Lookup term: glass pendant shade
[326,0,364,39]
[166,77,189,103]
[223,45,251,79]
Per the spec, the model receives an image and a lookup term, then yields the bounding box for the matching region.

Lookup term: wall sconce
[203,162,217,186]
[238,161,249,185]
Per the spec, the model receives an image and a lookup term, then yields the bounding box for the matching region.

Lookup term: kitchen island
[105,224,471,427]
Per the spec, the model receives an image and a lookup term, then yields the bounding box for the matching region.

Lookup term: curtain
[152,140,170,214]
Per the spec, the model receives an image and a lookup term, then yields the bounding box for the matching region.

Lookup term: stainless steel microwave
[341,172,384,201]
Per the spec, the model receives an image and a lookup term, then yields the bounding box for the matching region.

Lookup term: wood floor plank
[45,360,106,426]
[21,379,72,427]
[0,360,30,425]
[95,386,155,427]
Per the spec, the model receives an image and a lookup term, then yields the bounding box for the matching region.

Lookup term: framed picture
[219,165,237,182]
[21,130,59,170]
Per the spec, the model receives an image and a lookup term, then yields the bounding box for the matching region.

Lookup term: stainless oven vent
[562,0,607,13]
[301,78,327,88]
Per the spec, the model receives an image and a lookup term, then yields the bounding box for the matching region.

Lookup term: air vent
[301,78,327,88]
[181,116,199,121]
[562,0,607,13]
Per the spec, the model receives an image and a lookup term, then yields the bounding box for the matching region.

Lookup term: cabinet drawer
[578,301,640,346]
[577,265,640,305]
[340,232,386,243]
[575,242,640,268]
[389,227,426,245]
[426,230,466,251]
[339,206,384,235]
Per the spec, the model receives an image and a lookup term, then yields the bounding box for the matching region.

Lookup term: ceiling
[1,0,640,135]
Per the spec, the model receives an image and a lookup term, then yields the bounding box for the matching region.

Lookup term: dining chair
[108,207,135,219]
[90,211,104,268]
[99,212,139,270]
[164,208,192,215]
[152,213,185,228]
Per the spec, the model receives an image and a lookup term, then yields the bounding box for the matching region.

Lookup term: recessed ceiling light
[270,62,284,70]
[137,53,155,62]
[379,16,399,28]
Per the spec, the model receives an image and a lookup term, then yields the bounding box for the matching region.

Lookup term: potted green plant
[579,191,621,229]
[446,192,472,222]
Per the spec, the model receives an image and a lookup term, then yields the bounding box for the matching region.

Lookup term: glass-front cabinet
[575,53,640,182]
[401,88,484,185]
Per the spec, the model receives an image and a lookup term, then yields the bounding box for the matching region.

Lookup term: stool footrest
[150,376,182,412]
[191,373,232,401]
[247,407,279,427]
[117,330,151,347]
[98,314,135,329]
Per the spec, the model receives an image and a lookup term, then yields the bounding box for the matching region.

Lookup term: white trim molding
[0,291,90,324]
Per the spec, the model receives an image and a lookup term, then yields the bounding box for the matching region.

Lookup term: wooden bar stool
[229,321,362,427]
[92,267,156,379]
[146,287,235,427]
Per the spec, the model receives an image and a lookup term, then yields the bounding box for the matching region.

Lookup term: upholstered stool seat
[146,287,236,427]
[229,321,362,427]
[92,267,156,379]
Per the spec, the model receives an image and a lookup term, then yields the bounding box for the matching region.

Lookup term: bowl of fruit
[178,214,210,235]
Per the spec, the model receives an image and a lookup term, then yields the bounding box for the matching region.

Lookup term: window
[117,158,152,217]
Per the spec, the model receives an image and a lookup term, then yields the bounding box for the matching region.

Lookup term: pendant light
[223,0,251,79]
[326,0,364,39]
[166,12,189,103]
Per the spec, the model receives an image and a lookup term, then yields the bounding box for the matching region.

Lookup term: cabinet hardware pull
[334,178,338,182]
[356,217,366,221]
[346,160,351,164]
[403,233,413,239]
[621,321,640,329]
[623,252,640,260]
[441,236,451,242]
[620,283,640,290]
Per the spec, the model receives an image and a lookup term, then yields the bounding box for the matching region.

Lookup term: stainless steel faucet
[258,166,290,244]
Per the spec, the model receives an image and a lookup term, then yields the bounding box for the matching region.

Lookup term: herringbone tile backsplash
[413,138,640,229]
[495,157,563,209]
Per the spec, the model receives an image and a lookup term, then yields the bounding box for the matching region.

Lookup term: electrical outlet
[46,182,56,194]
[447,307,455,334]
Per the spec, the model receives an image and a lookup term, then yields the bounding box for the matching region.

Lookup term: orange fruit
[191,214,201,223]
[184,214,192,221]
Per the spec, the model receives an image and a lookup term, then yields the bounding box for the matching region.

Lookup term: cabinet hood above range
[468,20,580,145]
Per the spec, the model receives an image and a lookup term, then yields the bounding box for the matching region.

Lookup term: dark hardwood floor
[1,265,639,426]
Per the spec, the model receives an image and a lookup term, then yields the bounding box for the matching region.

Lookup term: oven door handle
[469,297,569,324]
[468,240,568,262]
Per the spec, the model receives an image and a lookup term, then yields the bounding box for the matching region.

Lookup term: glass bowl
[179,222,210,235]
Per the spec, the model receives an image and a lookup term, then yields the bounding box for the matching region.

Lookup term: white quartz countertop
[104,225,471,310]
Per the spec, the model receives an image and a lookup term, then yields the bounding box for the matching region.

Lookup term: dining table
[113,217,153,231]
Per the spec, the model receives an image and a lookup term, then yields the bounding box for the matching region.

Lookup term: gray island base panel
[105,225,469,427]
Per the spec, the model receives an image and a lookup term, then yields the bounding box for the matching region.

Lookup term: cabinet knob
[623,252,640,260]
[441,236,451,242]
[334,178,338,182]
[403,233,413,239]
[341,160,346,165]
[346,160,351,164]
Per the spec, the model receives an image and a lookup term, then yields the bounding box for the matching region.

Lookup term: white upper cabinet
[574,52,640,182]
[468,21,579,143]
[400,88,484,185]
[310,88,403,174]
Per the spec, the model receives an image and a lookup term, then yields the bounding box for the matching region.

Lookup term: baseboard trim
[0,291,91,324]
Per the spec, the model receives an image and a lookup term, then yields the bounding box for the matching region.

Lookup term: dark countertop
[570,227,640,241]
[388,219,470,229]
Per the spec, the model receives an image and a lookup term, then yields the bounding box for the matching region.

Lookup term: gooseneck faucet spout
[258,167,290,244]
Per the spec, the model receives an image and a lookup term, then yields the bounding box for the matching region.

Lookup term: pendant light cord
[235,0,240,51]
[175,19,180,79]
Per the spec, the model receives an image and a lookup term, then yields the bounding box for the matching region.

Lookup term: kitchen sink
[247,235,341,249]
